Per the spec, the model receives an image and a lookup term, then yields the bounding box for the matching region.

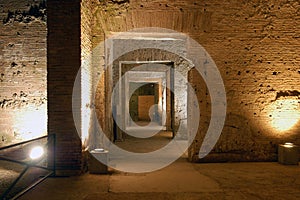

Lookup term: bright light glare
[81,63,92,147]
[283,142,294,148]
[14,105,47,141]
[29,146,44,160]
[269,99,300,131]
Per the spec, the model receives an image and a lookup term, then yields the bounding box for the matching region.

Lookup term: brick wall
[103,47,193,140]
[0,0,47,146]
[81,0,93,149]
[91,0,300,162]
[1,0,299,175]
[47,0,82,175]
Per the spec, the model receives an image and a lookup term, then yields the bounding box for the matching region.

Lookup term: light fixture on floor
[283,142,294,148]
[278,142,299,165]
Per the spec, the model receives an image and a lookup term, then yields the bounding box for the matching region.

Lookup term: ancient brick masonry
[0,0,47,146]
[0,0,299,174]
[47,0,82,175]
[92,0,300,162]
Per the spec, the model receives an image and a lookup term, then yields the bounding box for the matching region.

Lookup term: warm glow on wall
[269,98,300,132]
[14,104,47,141]
[81,59,92,147]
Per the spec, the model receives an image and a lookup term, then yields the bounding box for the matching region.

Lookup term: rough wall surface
[47,0,82,175]
[0,0,47,146]
[1,0,298,174]
[92,0,300,162]
[106,48,192,140]
[81,0,93,149]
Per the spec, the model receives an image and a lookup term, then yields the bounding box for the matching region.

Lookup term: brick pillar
[47,0,82,175]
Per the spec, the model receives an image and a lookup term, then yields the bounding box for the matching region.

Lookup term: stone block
[278,144,299,165]
[88,149,109,174]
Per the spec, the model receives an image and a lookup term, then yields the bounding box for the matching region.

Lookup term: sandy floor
[4,130,300,200]
[0,161,23,195]
[115,130,173,153]
[18,159,300,200]
[0,138,51,199]
[19,130,300,200]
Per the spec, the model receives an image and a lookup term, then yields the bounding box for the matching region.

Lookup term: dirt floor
[0,138,51,199]
[3,130,300,200]
[17,158,300,200]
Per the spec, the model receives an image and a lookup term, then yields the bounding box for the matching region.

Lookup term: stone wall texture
[91,0,300,162]
[47,0,82,175]
[107,48,192,140]
[0,0,299,174]
[0,0,47,146]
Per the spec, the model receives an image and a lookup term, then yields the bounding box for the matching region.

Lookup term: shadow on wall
[3,0,46,24]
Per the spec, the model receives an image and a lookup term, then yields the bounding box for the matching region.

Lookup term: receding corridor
[115,130,173,153]
[1,0,299,199]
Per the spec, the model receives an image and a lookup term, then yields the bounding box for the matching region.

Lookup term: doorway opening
[112,61,176,153]
[95,32,194,162]
[129,82,159,125]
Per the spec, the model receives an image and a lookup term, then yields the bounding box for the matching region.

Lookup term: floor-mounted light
[278,142,299,165]
[29,146,45,160]
[283,142,294,148]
